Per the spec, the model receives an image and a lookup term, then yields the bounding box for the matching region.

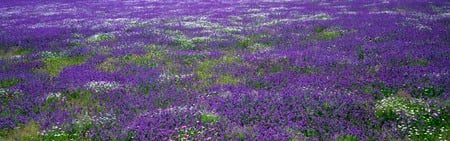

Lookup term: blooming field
[0,0,449,140]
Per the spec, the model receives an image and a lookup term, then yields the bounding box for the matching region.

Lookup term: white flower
[158,73,193,82]
[85,81,120,92]
[45,92,62,100]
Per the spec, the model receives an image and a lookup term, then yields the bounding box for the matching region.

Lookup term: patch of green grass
[176,54,203,66]
[175,126,204,140]
[0,48,32,59]
[216,75,240,85]
[246,79,271,90]
[248,43,271,53]
[313,26,342,40]
[411,59,428,66]
[0,78,22,88]
[42,118,93,141]
[413,86,444,97]
[380,87,396,97]
[122,50,167,68]
[65,90,104,114]
[291,66,319,75]
[237,38,252,48]
[175,38,196,50]
[316,31,342,40]
[196,56,241,81]
[200,113,219,124]
[87,33,115,43]
[43,56,85,77]
[197,59,216,81]
[194,56,242,89]
[97,57,121,72]
[375,97,424,119]
[3,121,41,141]
[357,46,365,61]
[302,129,319,137]
[123,54,157,67]
[336,135,358,141]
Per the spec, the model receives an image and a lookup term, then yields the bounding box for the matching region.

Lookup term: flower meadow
[0,0,449,140]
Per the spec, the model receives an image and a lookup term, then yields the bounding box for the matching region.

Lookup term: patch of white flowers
[73,112,116,126]
[181,18,222,30]
[0,88,21,97]
[376,97,448,140]
[41,125,69,138]
[45,92,64,101]
[40,51,61,59]
[158,73,193,82]
[85,81,120,93]
[375,97,428,117]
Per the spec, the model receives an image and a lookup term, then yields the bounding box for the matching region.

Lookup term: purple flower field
[0,0,449,140]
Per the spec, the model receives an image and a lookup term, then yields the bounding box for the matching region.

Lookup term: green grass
[200,113,219,124]
[291,66,319,75]
[0,78,22,88]
[87,33,115,43]
[2,121,41,141]
[411,59,429,66]
[313,26,343,40]
[316,31,342,40]
[216,75,240,85]
[43,56,85,77]
[175,38,196,50]
[97,57,121,72]
[196,56,241,81]
[0,48,32,59]
[336,135,358,141]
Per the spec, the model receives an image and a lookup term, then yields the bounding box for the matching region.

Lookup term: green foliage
[237,38,252,48]
[197,59,216,81]
[177,39,196,50]
[87,33,115,43]
[119,46,167,68]
[176,126,203,140]
[0,48,31,59]
[411,59,428,66]
[196,56,241,81]
[317,31,342,40]
[357,46,365,61]
[216,75,240,85]
[65,90,104,114]
[313,27,342,40]
[200,113,219,124]
[0,78,22,88]
[375,96,450,140]
[177,54,203,66]
[248,43,271,53]
[246,79,271,90]
[380,87,396,97]
[303,129,319,137]
[414,86,444,97]
[336,135,358,141]
[3,121,41,141]
[375,97,424,118]
[43,56,85,77]
[174,38,198,50]
[194,56,242,90]
[123,54,158,67]
[42,119,92,141]
[97,57,121,72]
[291,66,319,75]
